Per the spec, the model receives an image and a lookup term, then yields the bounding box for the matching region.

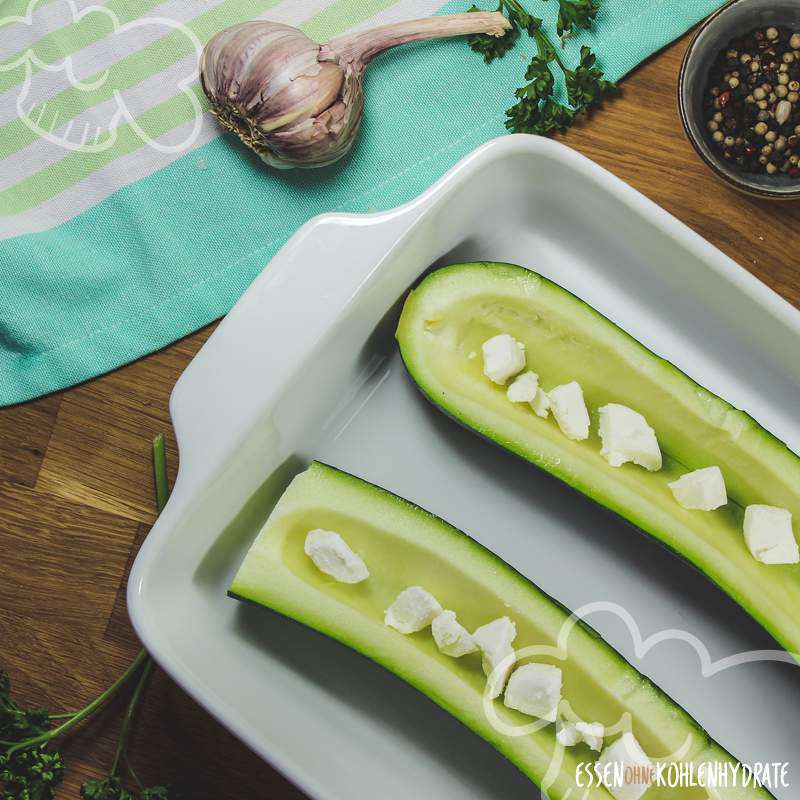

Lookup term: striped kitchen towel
[0,0,722,406]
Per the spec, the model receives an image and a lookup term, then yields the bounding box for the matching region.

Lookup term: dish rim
[127,134,800,800]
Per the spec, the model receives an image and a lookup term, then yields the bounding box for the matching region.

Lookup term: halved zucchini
[396,262,800,657]
[230,462,771,799]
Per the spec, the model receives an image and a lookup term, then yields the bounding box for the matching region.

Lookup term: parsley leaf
[81,776,137,800]
[554,0,599,37]
[468,0,540,62]
[506,96,575,135]
[1,672,51,744]
[0,745,64,800]
[564,45,617,112]
[469,0,617,136]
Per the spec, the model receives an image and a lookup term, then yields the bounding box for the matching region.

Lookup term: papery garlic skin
[200,13,510,168]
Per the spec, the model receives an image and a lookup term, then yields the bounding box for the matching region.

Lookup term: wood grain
[2,30,800,800]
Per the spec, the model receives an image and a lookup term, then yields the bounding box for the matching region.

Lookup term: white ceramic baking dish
[128,135,800,800]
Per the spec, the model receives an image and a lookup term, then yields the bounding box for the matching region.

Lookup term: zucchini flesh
[395,262,800,657]
[231,462,771,800]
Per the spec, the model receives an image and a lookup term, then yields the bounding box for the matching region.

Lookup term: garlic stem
[323,12,512,68]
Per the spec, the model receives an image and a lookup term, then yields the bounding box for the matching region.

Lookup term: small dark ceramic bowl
[679,0,800,199]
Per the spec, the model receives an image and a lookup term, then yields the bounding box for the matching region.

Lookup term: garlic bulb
[200,13,511,169]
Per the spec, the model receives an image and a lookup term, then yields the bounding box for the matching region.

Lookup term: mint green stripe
[3,0,391,211]
[0,0,281,161]
[0,0,167,94]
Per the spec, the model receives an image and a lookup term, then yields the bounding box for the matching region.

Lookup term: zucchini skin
[396,262,800,659]
[230,462,775,800]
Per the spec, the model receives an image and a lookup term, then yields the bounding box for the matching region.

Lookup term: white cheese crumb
[467,351,477,360]
[507,371,539,403]
[598,404,662,471]
[548,382,590,441]
[576,721,604,752]
[597,733,653,800]
[431,610,478,657]
[556,718,604,751]
[503,663,562,721]
[473,617,517,699]
[482,334,526,385]
[531,388,551,418]
[385,587,443,633]
[303,529,369,584]
[668,466,727,510]
[556,717,582,747]
[743,505,799,565]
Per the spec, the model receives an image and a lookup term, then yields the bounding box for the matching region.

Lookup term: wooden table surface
[3,29,800,800]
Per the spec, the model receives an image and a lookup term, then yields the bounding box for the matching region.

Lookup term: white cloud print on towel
[0,0,204,154]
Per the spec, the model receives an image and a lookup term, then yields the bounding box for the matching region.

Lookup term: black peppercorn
[704,25,800,177]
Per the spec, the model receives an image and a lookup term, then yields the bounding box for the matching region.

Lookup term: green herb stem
[152,434,169,515]
[5,650,149,756]
[111,657,154,777]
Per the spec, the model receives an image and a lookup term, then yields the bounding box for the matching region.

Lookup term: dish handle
[167,203,429,501]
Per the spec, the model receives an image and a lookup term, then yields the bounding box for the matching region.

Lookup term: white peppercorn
[776,99,793,124]
[705,27,800,178]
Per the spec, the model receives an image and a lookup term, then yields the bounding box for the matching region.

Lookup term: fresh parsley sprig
[468,0,531,62]
[550,0,600,38]
[468,0,617,136]
[0,435,172,800]
[565,45,616,108]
